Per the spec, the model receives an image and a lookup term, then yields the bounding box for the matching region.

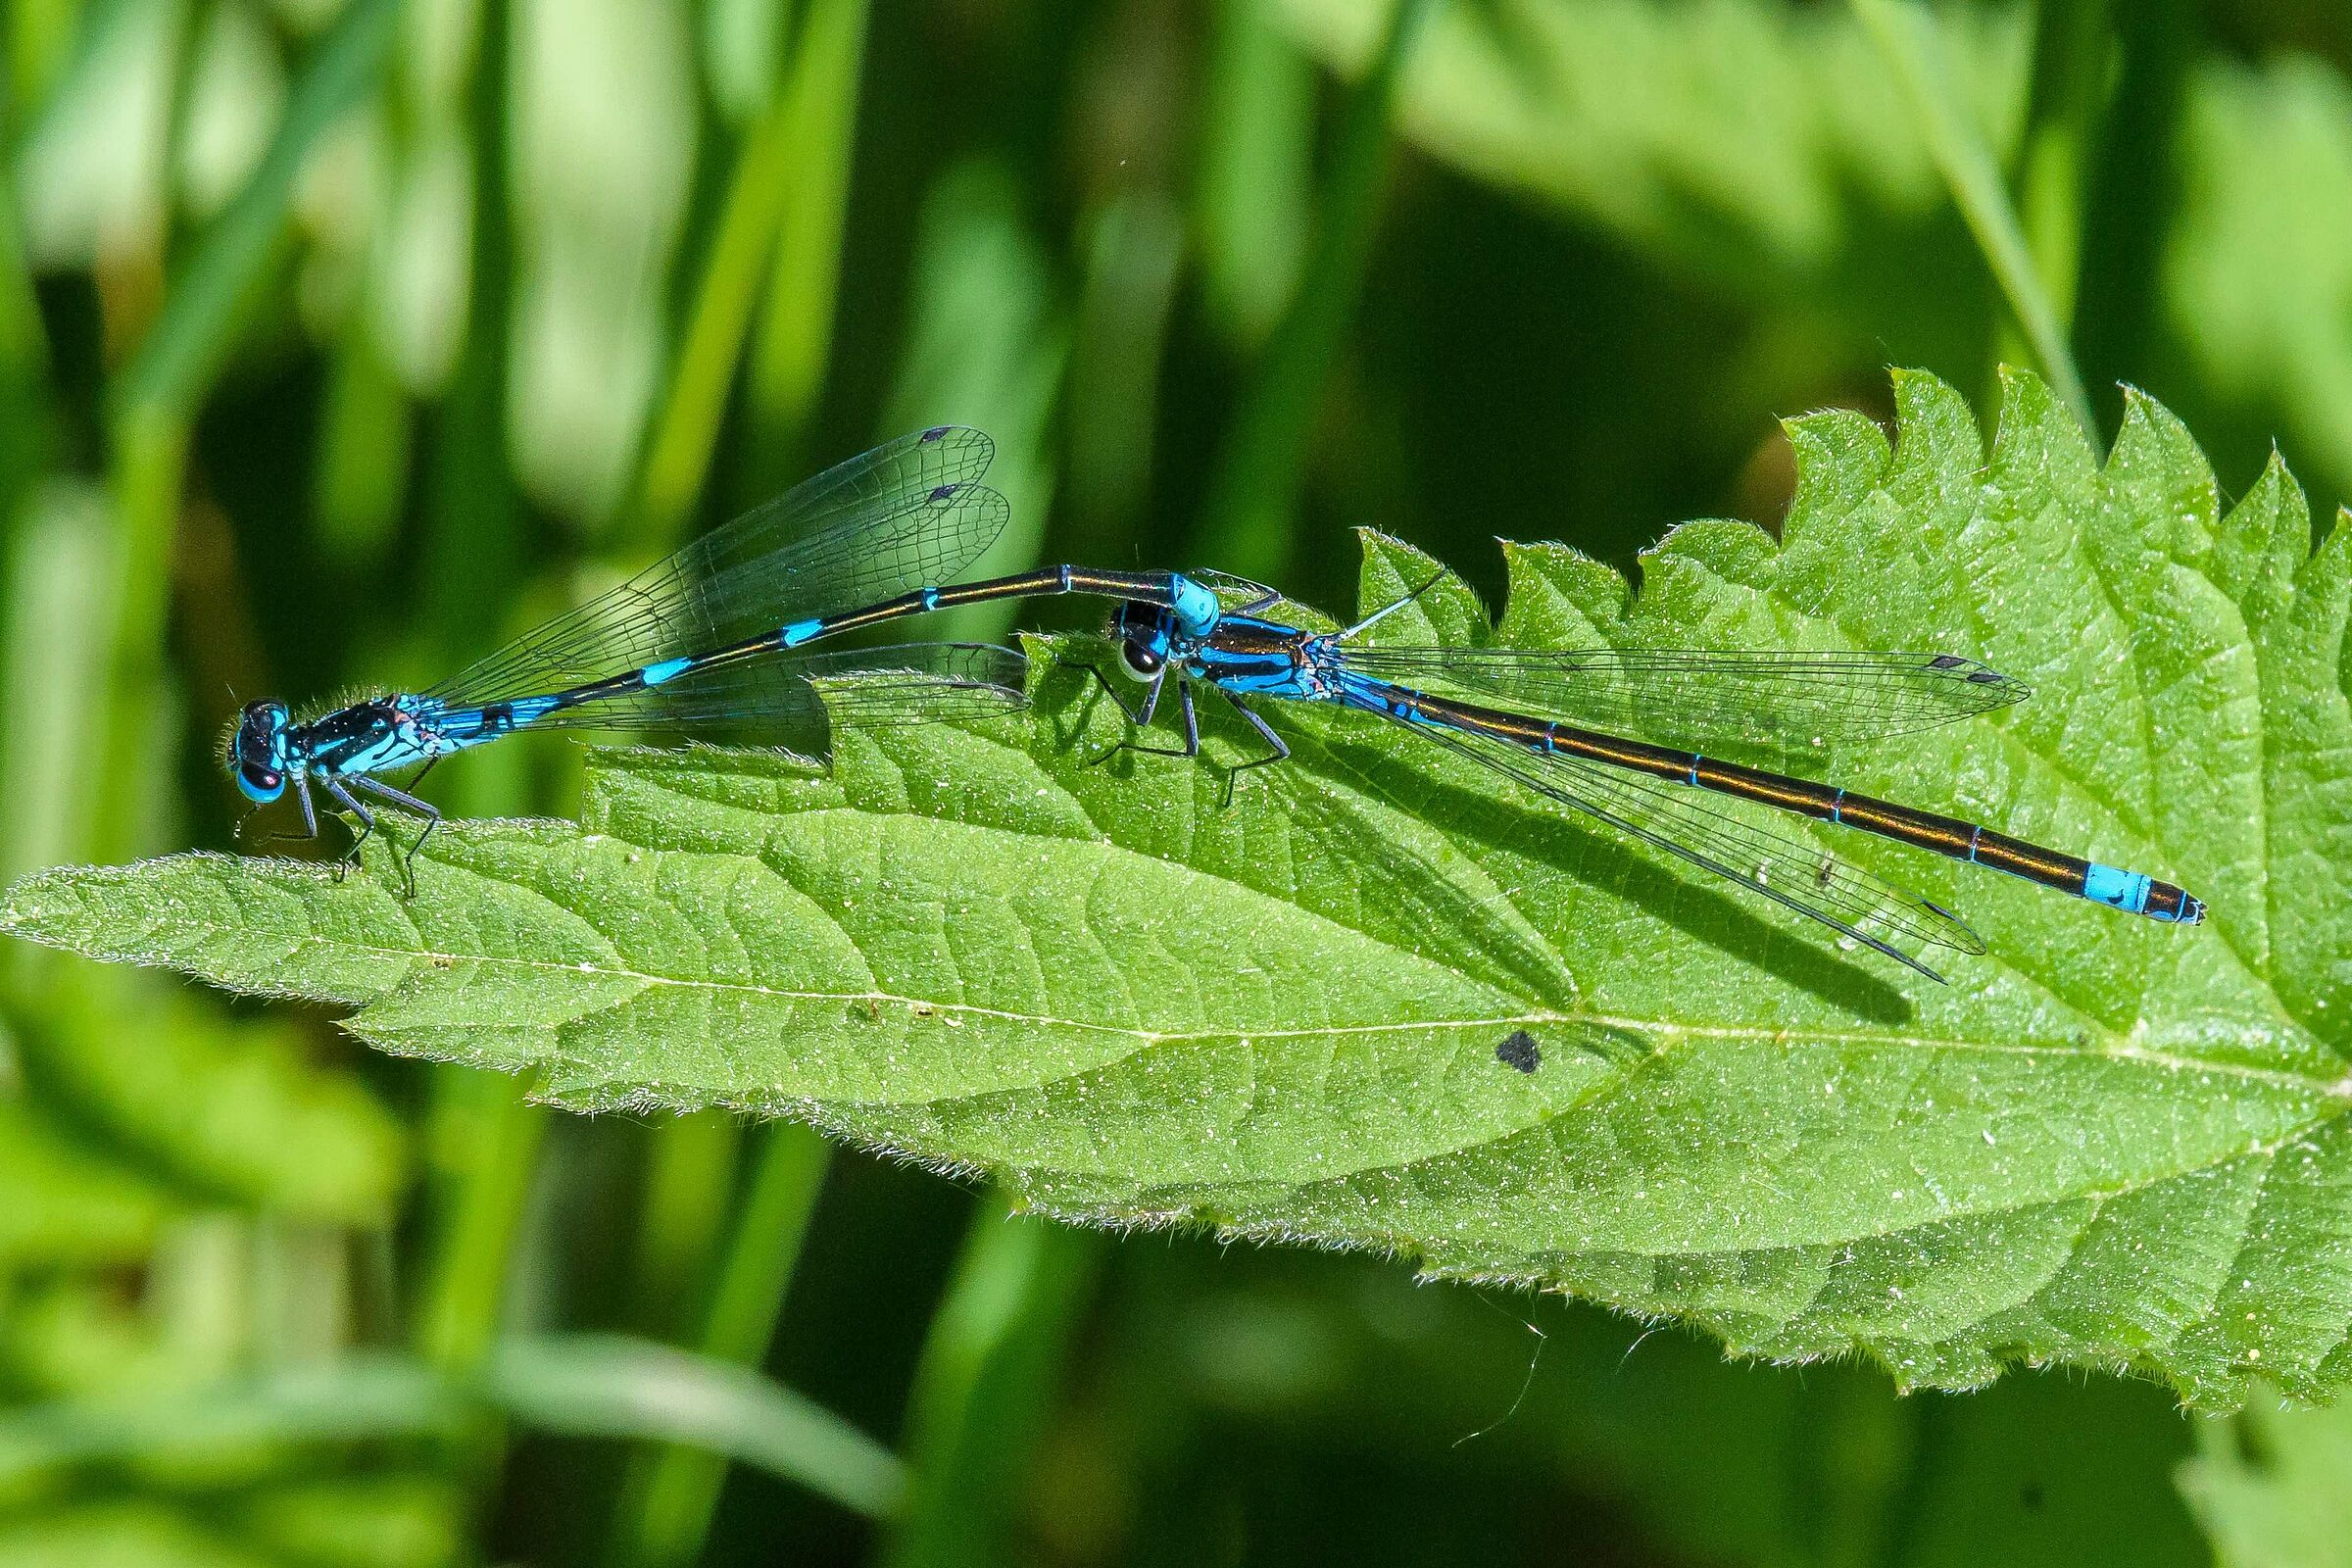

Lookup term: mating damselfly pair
[226,426,2202,982]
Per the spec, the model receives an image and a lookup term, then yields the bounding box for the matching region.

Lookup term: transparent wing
[429,427,1006,705]
[1338,645,2028,750]
[1408,719,1983,980]
[499,643,1027,754]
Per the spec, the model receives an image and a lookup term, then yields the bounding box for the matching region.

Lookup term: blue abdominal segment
[2082,861,2152,914]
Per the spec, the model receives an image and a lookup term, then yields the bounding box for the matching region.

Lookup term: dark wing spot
[929,483,960,501]
[1495,1031,1541,1074]
[1967,669,2006,684]
[920,425,949,441]
[1929,654,1967,669]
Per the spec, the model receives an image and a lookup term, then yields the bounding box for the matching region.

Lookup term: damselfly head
[225,699,293,804]
[1108,600,1172,681]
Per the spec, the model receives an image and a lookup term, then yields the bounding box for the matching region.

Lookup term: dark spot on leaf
[1495,1031,1541,1074]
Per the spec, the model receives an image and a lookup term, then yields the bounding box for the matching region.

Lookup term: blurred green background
[2,0,2350,1562]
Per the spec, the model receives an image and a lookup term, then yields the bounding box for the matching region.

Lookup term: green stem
[81,0,405,864]
[632,83,805,549]
[157,0,216,265]
[1193,0,1435,585]
[1192,0,1314,352]
[110,0,404,428]
[2009,0,2112,341]
[879,1200,1101,1568]
[4,0,80,132]
[1062,193,1186,558]
[411,0,535,1402]
[421,0,516,672]
[743,0,872,476]
[2069,0,2192,412]
[607,1125,832,1568]
[414,1071,544,1371]
[0,171,43,381]
[627,1112,743,1336]
[89,412,186,866]
[1850,0,2098,444]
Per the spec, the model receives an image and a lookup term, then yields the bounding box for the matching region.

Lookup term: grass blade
[109,0,401,426]
[486,1334,903,1520]
[1194,0,1436,584]
[880,1202,1100,1568]
[1850,0,2097,441]
[0,1337,900,1519]
[607,1126,833,1568]
[743,0,871,467]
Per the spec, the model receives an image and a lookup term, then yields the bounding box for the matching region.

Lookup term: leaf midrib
[331,913,2347,1098]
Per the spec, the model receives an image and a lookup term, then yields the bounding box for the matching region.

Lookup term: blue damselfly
[227,427,2203,982]
[1077,575,2204,981]
[223,426,1199,888]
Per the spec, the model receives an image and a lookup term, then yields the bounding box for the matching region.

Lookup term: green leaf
[5,368,2349,1409]
[2179,1396,2352,1568]
[2165,52,2352,532]
[1273,0,2016,368]
[1275,0,2352,511]
[0,1099,172,1268]
[17,986,406,1224]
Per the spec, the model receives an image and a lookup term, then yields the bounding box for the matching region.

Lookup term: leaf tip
[1988,363,2100,480]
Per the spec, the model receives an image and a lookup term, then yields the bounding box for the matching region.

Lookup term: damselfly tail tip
[2132,874,2204,925]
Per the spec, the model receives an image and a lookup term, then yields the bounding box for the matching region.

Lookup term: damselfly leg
[1074,662,1293,808]
[1066,655,1200,767]
[1213,696,1292,808]
[321,778,376,887]
[347,773,442,896]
